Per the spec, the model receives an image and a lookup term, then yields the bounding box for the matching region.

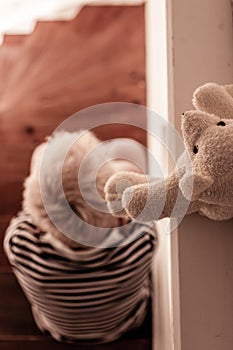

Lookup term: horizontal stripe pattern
[4,212,157,344]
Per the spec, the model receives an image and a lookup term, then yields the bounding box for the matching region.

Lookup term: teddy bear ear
[193,82,233,119]
[181,110,218,151]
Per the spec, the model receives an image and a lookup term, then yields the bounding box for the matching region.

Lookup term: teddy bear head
[179,110,233,201]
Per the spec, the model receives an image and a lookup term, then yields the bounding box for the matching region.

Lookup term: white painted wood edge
[145,0,181,349]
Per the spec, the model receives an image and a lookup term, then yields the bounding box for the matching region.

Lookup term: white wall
[146,0,233,349]
[172,1,233,349]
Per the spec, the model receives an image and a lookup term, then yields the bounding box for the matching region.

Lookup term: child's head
[23,130,144,246]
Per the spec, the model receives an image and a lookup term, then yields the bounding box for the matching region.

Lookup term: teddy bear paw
[104,171,147,217]
[122,184,149,221]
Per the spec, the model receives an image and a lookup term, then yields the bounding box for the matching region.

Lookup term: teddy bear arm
[104,171,154,217]
[122,170,182,222]
[199,203,233,221]
[186,200,202,215]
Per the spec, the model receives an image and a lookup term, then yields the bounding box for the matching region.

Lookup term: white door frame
[146,1,233,349]
[145,1,181,349]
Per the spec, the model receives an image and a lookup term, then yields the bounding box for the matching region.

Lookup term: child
[4,130,157,344]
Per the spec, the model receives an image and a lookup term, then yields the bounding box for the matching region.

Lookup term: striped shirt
[4,212,157,344]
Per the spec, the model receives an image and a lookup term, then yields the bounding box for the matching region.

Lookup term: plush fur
[104,83,233,222]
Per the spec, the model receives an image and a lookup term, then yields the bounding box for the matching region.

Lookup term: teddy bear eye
[193,145,198,154]
[217,121,226,126]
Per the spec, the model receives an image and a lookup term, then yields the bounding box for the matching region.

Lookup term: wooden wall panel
[0,5,146,269]
[0,5,150,349]
[0,273,151,348]
[0,339,151,350]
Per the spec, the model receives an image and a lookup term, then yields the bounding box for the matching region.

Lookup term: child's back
[4,130,157,343]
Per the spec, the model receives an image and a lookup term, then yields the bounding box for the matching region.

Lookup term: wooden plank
[0,36,27,97]
[0,272,151,347]
[0,6,146,111]
[0,5,146,226]
[0,215,12,271]
[0,182,22,215]
[0,6,149,348]
[0,338,151,350]
[0,273,41,335]
[0,272,152,336]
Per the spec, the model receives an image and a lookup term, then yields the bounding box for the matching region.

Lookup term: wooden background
[0,5,151,350]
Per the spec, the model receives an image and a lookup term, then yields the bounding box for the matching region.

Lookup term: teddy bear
[104,83,233,223]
